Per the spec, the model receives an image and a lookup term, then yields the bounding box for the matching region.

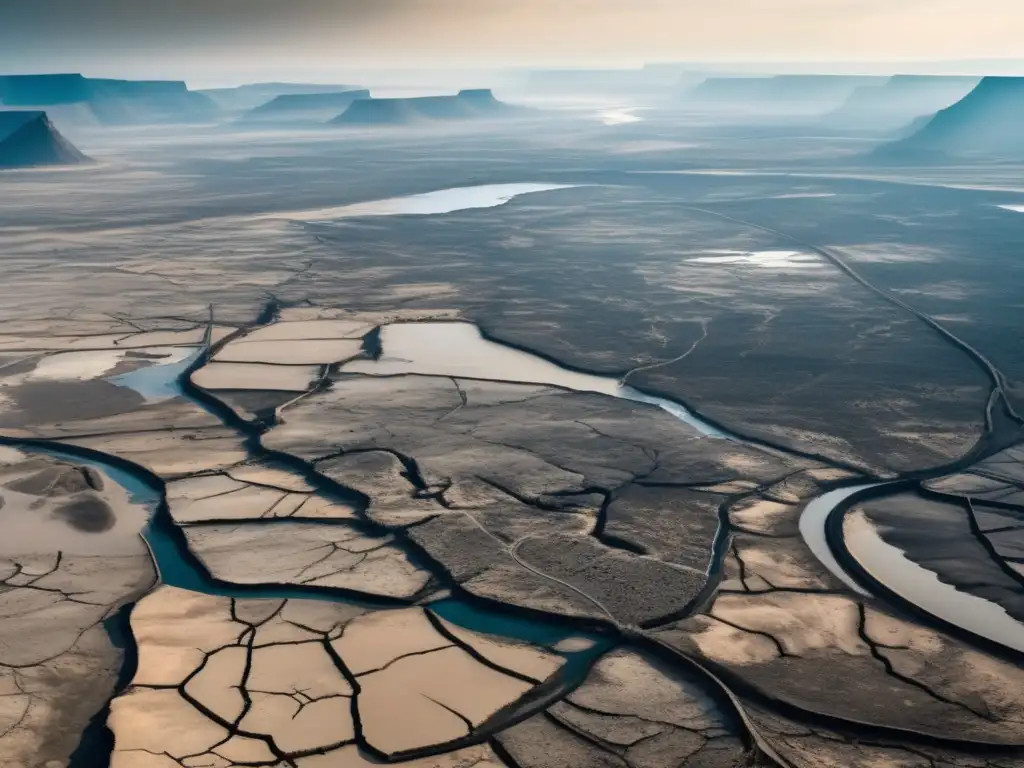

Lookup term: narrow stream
[11,348,607,758]
[14,315,1021,667]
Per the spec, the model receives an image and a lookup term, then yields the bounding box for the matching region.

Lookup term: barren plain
[1,105,1023,768]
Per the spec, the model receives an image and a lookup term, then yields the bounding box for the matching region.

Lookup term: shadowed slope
[823,75,979,131]
[875,76,1024,159]
[0,73,220,125]
[0,111,89,168]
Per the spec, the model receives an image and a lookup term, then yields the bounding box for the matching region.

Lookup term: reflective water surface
[342,321,724,437]
[798,485,878,596]
[845,508,1024,652]
[107,347,200,402]
[275,183,579,221]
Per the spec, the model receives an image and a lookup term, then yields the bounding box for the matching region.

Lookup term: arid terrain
[2,84,1024,768]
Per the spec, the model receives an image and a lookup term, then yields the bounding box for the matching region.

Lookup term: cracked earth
[1,302,1023,768]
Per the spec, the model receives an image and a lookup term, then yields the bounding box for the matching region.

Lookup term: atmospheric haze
[2,0,1024,84]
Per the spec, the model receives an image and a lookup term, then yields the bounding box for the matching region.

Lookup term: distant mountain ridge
[684,75,884,113]
[332,89,521,126]
[0,111,89,168]
[0,73,218,125]
[241,89,371,123]
[200,82,364,111]
[823,75,979,130]
[874,76,1024,159]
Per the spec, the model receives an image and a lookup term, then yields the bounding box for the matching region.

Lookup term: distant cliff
[199,82,364,112]
[874,77,1024,159]
[823,75,979,130]
[86,90,219,125]
[332,89,519,125]
[0,74,219,125]
[0,111,89,168]
[242,89,371,123]
[684,75,883,114]
[0,74,92,105]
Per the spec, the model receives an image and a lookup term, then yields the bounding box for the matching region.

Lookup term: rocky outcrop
[331,89,520,126]
[874,76,1024,159]
[0,111,89,168]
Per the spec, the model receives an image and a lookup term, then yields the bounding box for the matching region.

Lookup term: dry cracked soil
[2,114,1024,768]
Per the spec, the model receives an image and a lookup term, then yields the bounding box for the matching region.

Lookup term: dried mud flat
[0,302,1021,768]
[2,122,1024,768]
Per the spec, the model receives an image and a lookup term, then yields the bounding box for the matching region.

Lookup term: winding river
[841,489,1024,654]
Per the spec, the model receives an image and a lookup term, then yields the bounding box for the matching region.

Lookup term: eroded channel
[7,303,1022,765]
[3,339,612,767]
[344,319,1024,657]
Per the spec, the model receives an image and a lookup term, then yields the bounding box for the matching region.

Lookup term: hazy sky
[2,0,1022,86]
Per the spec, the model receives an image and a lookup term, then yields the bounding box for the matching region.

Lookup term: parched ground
[0,451,155,768]
[1,117,1024,767]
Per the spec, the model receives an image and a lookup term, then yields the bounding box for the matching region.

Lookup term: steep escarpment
[0,111,89,168]
[332,89,521,126]
[684,74,882,114]
[0,73,219,125]
[824,75,979,130]
[875,76,1024,159]
[0,73,93,105]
